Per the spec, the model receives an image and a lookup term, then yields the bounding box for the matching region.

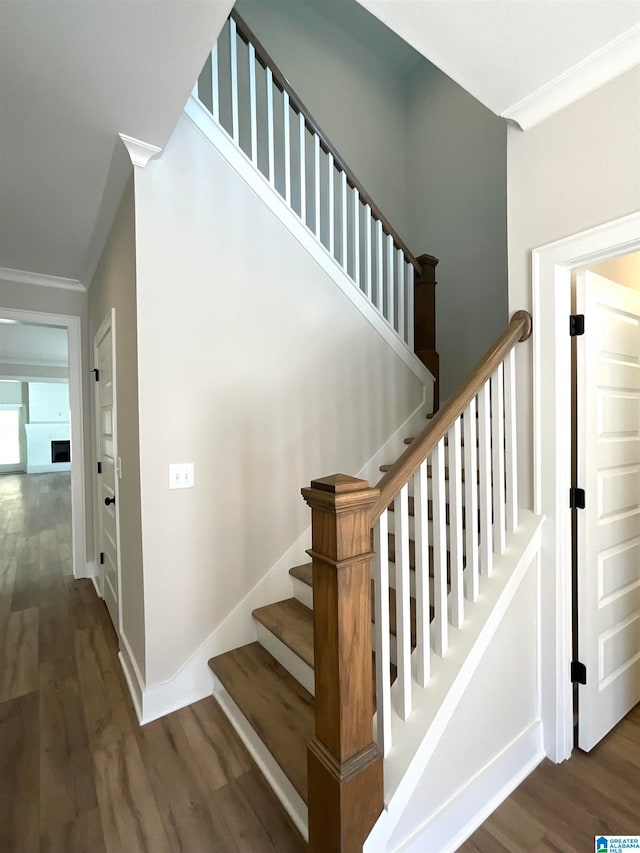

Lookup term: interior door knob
[104,496,116,506]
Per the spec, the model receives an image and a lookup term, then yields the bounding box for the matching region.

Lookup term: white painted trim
[0,307,87,581]
[531,211,640,763]
[0,266,85,292]
[119,633,144,724]
[88,563,101,596]
[255,622,315,695]
[183,95,435,391]
[0,355,68,368]
[502,24,640,130]
[119,133,162,169]
[212,679,309,842]
[391,722,544,853]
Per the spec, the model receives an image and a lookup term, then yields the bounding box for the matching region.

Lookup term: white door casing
[94,310,122,635]
[576,270,640,751]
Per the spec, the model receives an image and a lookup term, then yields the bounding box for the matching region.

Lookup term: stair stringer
[183,93,435,397]
[366,511,544,853]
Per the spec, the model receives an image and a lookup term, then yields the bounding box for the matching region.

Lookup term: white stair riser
[292,576,313,609]
[254,622,315,695]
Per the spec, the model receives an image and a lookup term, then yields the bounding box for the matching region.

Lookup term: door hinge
[99,552,105,565]
[571,660,587,684]
[97,462,102,474]
[570,314,585,336]
[91,368,100,381]
[570,487,585,509]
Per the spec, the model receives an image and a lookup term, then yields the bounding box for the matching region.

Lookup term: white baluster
[407,264,415,350]
[478,380,493,576]
[463,397,480,602]
[386,234,394,329]
[299,113,306,224]
[340,172,348,269]
[376,220,383,312]
[352,187,360,287]
[313,134,320,238]
[373,513,392,756]
[491,364,506,555]
[364,204,372,301]
[328,153,334,256]
[394,485,412,720]
[397,251,405,342]
[266,68,275,184]
[504,348,519,534]
[248,44,257,166]
[431,438,448,656]
[229,18,239,144]
[210,44,219,121]
[283,91,291,205]
[448,418,464,628]
[414,460,430,687]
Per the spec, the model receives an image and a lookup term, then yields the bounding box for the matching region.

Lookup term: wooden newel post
[414,253,440,411]
[301,474,383,853]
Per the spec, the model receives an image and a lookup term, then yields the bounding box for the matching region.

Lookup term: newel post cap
[301,474,379,512]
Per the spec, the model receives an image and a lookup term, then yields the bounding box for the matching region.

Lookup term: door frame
[93,308,123,637]
[0,306,87,577]
[531,210,640,763]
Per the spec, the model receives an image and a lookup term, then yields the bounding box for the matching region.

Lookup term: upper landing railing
[194,10,435,357]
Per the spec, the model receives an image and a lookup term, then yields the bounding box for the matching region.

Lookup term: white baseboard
[119,631,145,724]
[394,721,544,853]
[75,559,96,582]
[213,678,309,842]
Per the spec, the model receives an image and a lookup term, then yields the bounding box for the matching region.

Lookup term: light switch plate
[169,462,195,489]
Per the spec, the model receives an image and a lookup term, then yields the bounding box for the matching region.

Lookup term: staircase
[189,12,538,853]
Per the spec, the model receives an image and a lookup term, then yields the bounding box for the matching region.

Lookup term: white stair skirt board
[213,678,309,842]
[183,95,434,398]
[255,622,315,696]
[367,510,543,846]
[392,722,543,853]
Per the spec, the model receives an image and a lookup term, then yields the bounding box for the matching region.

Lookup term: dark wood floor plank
[0,692,40,853]
[40,808,107,853]
[0,605,39,700]
[92,734,172,853]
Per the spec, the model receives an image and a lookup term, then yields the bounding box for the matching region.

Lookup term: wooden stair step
[287,564,419,643]
[208,642,313,803]
[252,598,314,668]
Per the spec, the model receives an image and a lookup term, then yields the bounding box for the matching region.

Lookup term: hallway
[0,473,305,853]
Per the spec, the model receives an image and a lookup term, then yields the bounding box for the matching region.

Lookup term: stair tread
[289,562,312,585]
[209,642,313,803]
[252,598,314,668]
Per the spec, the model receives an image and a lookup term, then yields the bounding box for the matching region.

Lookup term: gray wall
[406,62,508,398]
[88,178,146,680]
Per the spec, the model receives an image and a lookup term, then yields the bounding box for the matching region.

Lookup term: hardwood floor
[0,473,306,853]
[460,701,640,852]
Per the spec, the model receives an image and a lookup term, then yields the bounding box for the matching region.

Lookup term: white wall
[25,381,70,473]
[133,113,426,687]
[384,557,541,852]
[406,62,508,399]
[89,178,146,681]
[508,65,640,510]
[28,381,69,422]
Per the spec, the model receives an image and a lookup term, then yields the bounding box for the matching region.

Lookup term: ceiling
[0,322,69,367]
[0,0,637,289]
[355,0,640,128]
[0,0,233,286]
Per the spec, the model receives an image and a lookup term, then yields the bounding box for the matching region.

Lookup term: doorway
[532,211,640,763]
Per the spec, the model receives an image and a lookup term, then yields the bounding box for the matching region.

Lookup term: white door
[94,311,121,634]
[576,270,640,751]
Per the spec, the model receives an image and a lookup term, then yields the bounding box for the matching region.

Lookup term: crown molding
[0,266,85,292]
[502,23,640,130]
[119,133,162,168]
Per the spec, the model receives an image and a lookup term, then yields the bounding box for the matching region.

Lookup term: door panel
[576,270,640,751]
[94,315,120,634]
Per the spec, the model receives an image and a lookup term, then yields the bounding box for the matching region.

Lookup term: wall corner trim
[0,266,85,292]
[119,133,162,168]
[501,23,640,131]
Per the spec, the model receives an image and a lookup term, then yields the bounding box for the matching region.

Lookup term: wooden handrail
[370,310,532,523]
[229,9,421,273]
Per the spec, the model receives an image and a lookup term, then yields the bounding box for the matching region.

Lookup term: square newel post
[301,474,383,853]
[415,253,440,411]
